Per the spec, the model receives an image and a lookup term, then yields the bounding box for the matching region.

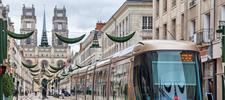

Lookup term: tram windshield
[134,50,202,100]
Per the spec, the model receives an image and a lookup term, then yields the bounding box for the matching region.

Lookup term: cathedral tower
[52,6,68,48]
[20,4,37,47]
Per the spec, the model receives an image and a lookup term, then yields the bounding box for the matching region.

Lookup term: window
[142,16,153,30]
[58,40,63,45]
[221,5,225,21]
[156,0,159,17]
[203,13,210,42]
[181,14,184,40]
[41,60,48,68]
[172,19,176,39]
[163,0,167,12]
[155,28,159,39]
[26,12,32,16]
[57,13,63,17]
[190,20,196,42]
[58,23,62,30]
[172,0,176,7]
[163,24,167,39]
[26,37,32,44]
[26,22,32,28]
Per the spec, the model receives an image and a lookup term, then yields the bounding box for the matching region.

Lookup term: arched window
[25,60,32,65]
[41,60,48,68]
[58,40,63,45]
[57,60,64,67]
[26,37,32,44]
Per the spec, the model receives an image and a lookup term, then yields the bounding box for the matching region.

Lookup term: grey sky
[2,0,125,52]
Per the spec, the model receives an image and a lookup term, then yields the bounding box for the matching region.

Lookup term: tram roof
[134,40,199,53]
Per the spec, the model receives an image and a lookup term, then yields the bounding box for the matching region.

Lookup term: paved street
[13,93,71,100]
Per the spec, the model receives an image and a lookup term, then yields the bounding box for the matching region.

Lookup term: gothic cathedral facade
[19,5,70,82]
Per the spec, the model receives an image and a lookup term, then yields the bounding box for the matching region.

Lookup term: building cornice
[102,1,152,31]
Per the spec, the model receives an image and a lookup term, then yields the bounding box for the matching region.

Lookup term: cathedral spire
[40,10,49,47]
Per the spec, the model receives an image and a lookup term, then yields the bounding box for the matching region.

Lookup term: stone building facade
[101,0,153,58]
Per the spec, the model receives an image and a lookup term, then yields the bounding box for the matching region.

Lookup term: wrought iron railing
[189,0,197,8]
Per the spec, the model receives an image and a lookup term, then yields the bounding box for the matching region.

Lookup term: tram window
[109,63,129,100]
[94,68,108,100]
[134,53,153,100]
[134,51,202,100]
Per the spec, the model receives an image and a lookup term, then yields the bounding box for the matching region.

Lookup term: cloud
[2,0,125,52]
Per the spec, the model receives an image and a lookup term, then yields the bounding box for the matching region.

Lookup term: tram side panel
[109,59,131,100]
[94,66,108,100]
[77,73,86,100]
[128,58,136,100]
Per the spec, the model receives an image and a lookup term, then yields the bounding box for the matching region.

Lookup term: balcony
[191,29,214,45]
[189,0,197,8]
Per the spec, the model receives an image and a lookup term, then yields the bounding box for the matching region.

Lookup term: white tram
[70,40,203,100]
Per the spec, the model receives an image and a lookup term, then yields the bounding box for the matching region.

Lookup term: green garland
[55,33,85,44]
[106,32,135,43]
[68,65,77,72]
[22,62,38,69]
[29,68,40,73]
[49,65,64,71]
[2,73,14,97]
[7,31,34,40]
[30,73,39,76]
[48,69,59,73]
[76,63,85,68]
[61,69,69,76]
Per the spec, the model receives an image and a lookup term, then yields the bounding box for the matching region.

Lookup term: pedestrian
[61,89,65,99]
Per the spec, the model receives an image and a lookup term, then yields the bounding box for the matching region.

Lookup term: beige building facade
[0,2,33,95]
[153,0,225,99]
[101,0,153,58]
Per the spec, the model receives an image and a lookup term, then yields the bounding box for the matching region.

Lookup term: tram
[70,40,203,100]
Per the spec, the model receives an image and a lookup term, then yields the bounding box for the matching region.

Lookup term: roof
[133,40,199,53]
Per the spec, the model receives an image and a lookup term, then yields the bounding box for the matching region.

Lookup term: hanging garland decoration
[49,65,64,71]
[7,31,34,40]
[45,73,54,78]
[30,73,39,76]
[76,63,85,68]
[55,33,85,44]
[29,68,40,73]
[68,65,77,72]
[44,70,52,76]
[105,32,135,43]
[22,62,38,69]
[61,69,69,76]
[48,68,59,73]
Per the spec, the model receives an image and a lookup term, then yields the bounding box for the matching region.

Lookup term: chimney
[95,21,105,30]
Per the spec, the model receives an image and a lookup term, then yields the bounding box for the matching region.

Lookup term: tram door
[128,61,136,100]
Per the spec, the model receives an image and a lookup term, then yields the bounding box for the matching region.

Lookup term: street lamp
[216,20,225,100]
